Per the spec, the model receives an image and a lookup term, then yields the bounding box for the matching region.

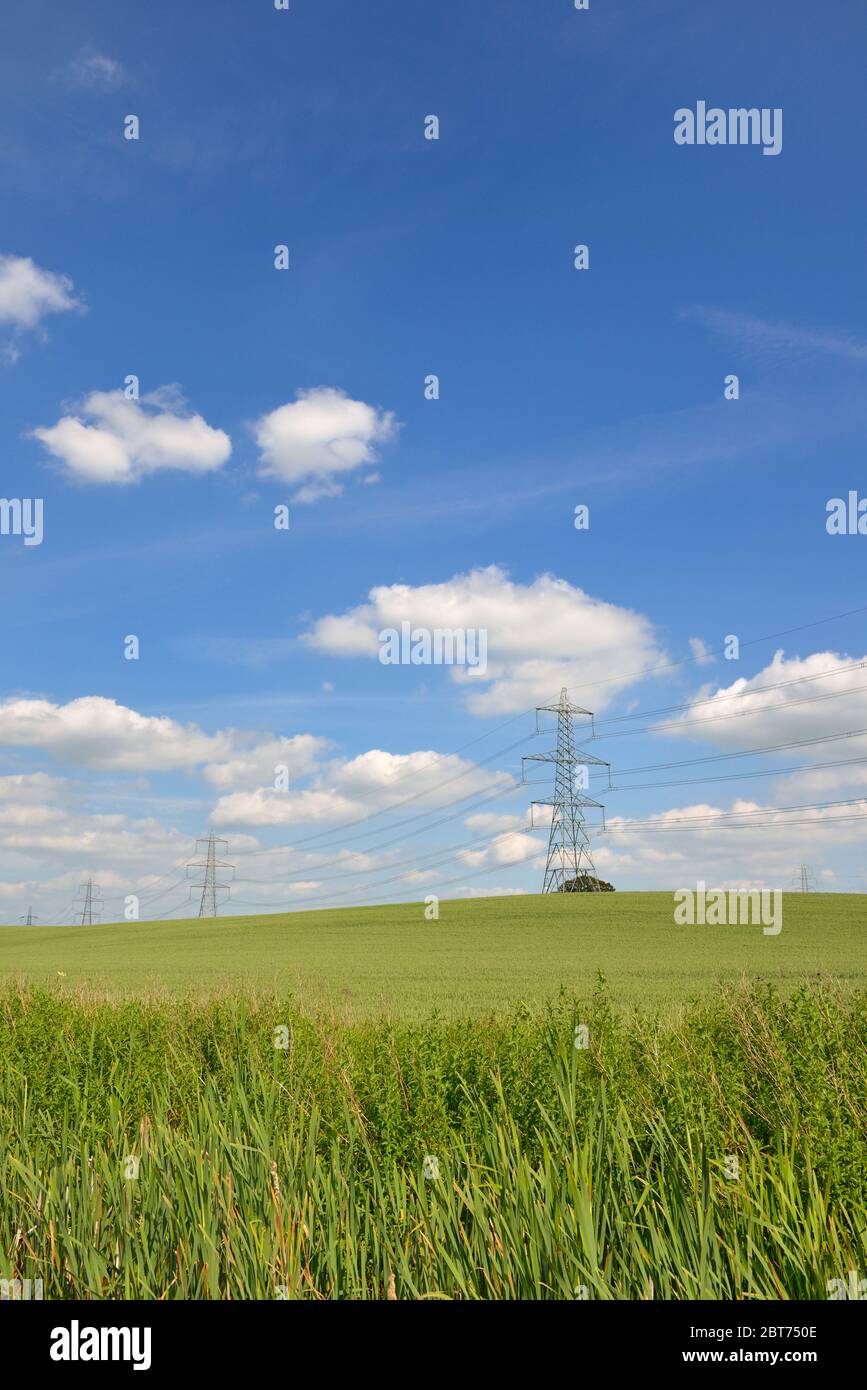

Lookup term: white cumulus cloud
[203,734,329,792]
[667,650,867,751]
[596,794,867,890]
[210,787,359,829]
[458,830,540,869]
[0,696,238,772]
[253,386,398,500]
[210,748,512,829]
[329,748,511,805]
[32,386,231,484]
[0,253,83,359]
[302,566,664,715]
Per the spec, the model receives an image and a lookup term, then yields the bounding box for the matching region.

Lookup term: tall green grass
[0,979,864,1299]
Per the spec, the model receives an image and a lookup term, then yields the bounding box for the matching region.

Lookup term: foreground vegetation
[1,978,865,1299]
[0,892,864,1015]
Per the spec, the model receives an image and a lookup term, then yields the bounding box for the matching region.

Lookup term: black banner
[3,1298,862,1375]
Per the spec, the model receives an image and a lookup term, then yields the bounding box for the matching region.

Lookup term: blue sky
[2,0,867,922]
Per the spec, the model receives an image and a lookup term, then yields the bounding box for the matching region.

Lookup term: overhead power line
[610,725,867,774]
[607,751,867,793]
[232,812,539,901]
[232,780,520,879]
[596,812,867,834]
[230,838,540,915]
[590,659,867,730]
[232,792,867,910]
[227,726,867,887]
[565,600,867,698]
[598,795,867,833]
[236,732,531,858]
[591,680,867,741]
[29,621,867,920]
[226,813,538,910]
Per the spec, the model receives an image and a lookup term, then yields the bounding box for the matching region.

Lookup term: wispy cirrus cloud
[61,46,128,93]
[681,305,867,366]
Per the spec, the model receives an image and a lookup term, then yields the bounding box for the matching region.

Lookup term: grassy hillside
[2,894,865,1298]
[1,977,865,1298]
[0,891,863,1017]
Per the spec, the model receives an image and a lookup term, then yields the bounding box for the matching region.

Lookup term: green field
[0,891,863,1015]
[2,893,865,1298]
[1,975,865,1298]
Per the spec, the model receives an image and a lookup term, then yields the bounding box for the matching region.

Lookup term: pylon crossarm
[523,749,610,767]
[529,799,554,829]
[535,700,594,717]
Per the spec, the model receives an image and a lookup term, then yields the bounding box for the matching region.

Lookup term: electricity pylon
[187,834,234,917]
[18,907,38,926]
[793,864,816,892]
[522,688,610,893]
[74,880,102,925]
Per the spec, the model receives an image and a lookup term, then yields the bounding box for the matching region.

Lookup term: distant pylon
[18,907,38,926]
[187,834,234,917]
[74,879,102,925]
[522,688,611,892]
[793,863,816,892]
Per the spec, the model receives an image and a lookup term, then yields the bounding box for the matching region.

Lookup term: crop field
[1,894,865,1300]
[0,891,863,1016]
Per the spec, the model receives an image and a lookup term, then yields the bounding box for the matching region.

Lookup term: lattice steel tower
[522,688,610,893]
[75,879,102,925]
[187,834,234,917]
